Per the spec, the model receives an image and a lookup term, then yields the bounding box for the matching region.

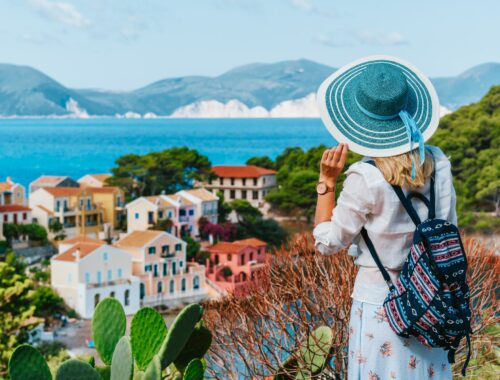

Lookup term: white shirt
[313,145,457,305]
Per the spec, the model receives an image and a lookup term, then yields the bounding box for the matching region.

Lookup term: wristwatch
[316,181,335,195]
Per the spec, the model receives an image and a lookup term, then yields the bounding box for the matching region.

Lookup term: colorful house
[205,237,267,296]
[0,204,32,224]
[114,230,208,307]
[126,195,178,235]
[29,186,125,239]
[51,236,140,319]
[176,188,219,225]
[201,165,277,209]
[29,175,79,194]
[0,176,26,206]
[78,174,112,188]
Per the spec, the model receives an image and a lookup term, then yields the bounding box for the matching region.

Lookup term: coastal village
[0,165,277,346]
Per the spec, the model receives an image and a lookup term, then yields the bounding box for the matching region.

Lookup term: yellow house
[114,230,208,307]
[0,176,26,206]
[29,186,125,239]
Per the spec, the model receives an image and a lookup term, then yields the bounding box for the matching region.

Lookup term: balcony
[161,252,176,258]
[85,278,131,289]
[179,215,189,223]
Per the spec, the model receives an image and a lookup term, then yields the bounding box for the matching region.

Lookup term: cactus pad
[159,303,203,368]
[131,307,167,370]
[174,320,212,372]
[111,336,134,380]
[8,344,52,380]
[143,354,162,380]
[299,326,333,374]
[55,359,101,380]
[96,366,111,380]
[183,359,204,380]
[92,297,126,365]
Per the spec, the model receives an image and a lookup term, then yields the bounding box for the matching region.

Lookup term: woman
[313,56,455,379]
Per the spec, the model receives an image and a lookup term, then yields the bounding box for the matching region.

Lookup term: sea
[0,118,335,187]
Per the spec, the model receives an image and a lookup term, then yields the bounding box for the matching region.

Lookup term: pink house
[205,238,267,296]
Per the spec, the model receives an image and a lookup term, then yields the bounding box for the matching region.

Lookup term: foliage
[8,299,212,380]
[3,223,48,244]
[221,267,233,278]
[246,156,276,170]
[150,218,174,233]
[204,235,499,378]
[231,199,288,247]
[183,235,201,261]
[107,147,213,198]
[49,219,66,241]
[0,251,36,377]
[215,191,232,224]
[200,221,237,242]
[32,286,66,321]
[430,85,500,227]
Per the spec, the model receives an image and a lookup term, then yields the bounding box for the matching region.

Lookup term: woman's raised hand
[319,143,349,187]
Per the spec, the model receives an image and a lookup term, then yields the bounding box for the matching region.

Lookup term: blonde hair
[374,149,434,188]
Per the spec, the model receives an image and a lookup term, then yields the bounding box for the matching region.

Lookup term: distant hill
[0,60,499,117]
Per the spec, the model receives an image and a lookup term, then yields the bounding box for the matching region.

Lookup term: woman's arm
[314,143,348,226]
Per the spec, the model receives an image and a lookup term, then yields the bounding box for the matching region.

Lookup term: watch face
[316,182,327,195]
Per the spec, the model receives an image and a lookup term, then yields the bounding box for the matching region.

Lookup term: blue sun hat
[317,55,440,178]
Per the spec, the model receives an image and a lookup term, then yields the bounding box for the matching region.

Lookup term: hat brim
[317,55,440,157]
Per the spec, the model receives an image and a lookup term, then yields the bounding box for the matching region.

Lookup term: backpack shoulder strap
[360,227,395,291]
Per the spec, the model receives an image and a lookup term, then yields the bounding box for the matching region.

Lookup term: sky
[0,0,499,90]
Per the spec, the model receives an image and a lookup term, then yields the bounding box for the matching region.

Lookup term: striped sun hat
[317,55,440,164]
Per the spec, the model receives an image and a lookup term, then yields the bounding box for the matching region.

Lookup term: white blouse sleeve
[313,165,375,256]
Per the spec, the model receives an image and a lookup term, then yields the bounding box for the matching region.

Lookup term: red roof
[207,238,267,253]
[0,204,31,212]
[233,238,267,247]
[211,165,276,178]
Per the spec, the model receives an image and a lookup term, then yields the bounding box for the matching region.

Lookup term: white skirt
[348,299,453,380]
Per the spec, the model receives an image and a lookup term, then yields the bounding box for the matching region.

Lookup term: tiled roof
[167,194,194,206]
[0,204,31,212]
[145,196,177,208]
[208,237,267,253]
[114,230,165,248]
[211,165,276,178]
[233,238,267,247]
[88,187,120,194]
[60,235,104,245]
[42,186,120,197]
[90,174,111,182]
[34,205,54,215]
[31,176,68,186]
[0,183,13,192]
[52,242,104,262]
[184,188,218,201]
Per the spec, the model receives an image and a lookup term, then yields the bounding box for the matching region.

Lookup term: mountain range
[0,59,499,118]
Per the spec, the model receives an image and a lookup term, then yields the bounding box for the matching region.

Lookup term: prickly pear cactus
[55,359,101,380]
[96,366,111,380]
[174,320,212,372]
[299,326,333,374]
[111,336,134,380]
[130,307,167,370]
[92,297,126,365]
[159,303,203,369]
[8,344,52,380]
[143,354,162,380]
[183,359,205,380]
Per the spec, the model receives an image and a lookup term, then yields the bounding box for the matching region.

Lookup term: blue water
[0,118,334,187]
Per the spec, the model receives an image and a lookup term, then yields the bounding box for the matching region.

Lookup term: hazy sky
[1,0,498,90]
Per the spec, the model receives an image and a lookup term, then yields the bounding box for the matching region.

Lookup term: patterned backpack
[361,158,472,376]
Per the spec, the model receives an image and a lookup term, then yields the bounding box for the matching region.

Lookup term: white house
[78,174,112,188]
[51,236,140,319]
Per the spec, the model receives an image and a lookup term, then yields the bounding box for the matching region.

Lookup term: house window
[162,245,169,254]
[87,198,91,210]
[63,200,68,210]
[163,262,167,276]
[107,269,112,282]
[103,252,108,261]
[172,262,177,275]
[117,195,122,207]
[179,209,186,217]
[169,279,175,293]
[80,199,84,208]
[96,271,102,284]
[227,254,232,261]
[175,243,182,251]
[140,284,145,300]
[230,178,235,185]
[56,200,61,211]
[252,191,258,200]
[179,261,183,268]
[188,209,194,216]
[181,278,186,292]
[94,294,100,308]
[219,178,223,185]
[117,268,123,278]
[250,252,253,261]
[144,265,152,272]
[193,276,200,290]
[153,264,158,277]
[124,289,130,306]
[158,211,163,219]
[168,211,173,219]
[240,254,245,265]
[23,213,27,220]
[148,211,154,224]
[242,178,246,186]
[110,291,115,298]
[242,190,247,199]
[3,215,7,222]
[253,178,258,186]
[148,247,156,255]
[135,213,139,220]
[230,190,235,199]
[85,272,90,284]
[157,281,163,294]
